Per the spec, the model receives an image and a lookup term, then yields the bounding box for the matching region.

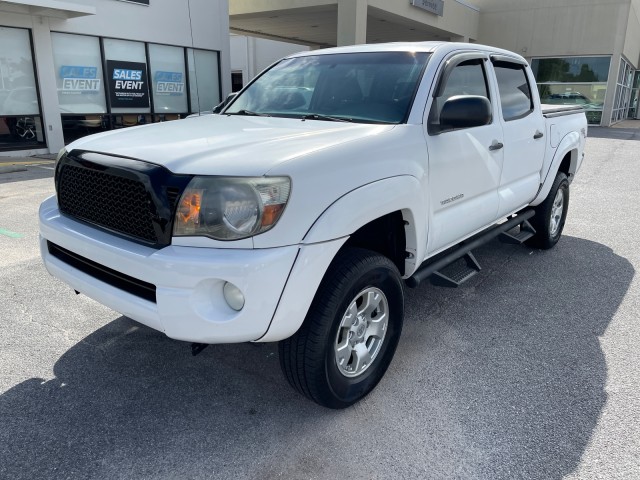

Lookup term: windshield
[225,51,431,124]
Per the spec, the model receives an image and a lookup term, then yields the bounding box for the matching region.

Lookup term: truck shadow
[397,235,634,479]
[0,236,633,479]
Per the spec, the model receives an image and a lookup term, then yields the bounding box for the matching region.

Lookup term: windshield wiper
[227,109,271,117]
[301,113,352,123]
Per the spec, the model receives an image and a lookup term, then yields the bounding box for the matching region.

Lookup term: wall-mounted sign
[154,71,185,95]
[411,0,444,16]
[107,60,149,109]
[60,66,101,94]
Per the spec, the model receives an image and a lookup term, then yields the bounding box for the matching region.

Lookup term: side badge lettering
[440,194,464,206]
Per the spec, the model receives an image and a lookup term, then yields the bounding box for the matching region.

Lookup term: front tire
[527,171,570,249]
[279,248,404,409]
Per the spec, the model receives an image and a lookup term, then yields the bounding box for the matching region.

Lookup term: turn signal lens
[176,190,202,228]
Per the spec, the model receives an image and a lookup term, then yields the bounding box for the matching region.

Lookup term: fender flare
[302,175,427,274]
[531,131,580,206]
[257,176,427,342]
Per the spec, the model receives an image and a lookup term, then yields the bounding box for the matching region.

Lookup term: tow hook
[191,343,209,356]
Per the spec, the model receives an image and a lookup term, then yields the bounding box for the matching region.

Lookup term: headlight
[173,176,291,240]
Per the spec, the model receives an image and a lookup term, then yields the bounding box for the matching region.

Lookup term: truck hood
[67,114,395,176]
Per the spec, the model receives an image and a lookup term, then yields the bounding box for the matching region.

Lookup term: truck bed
[541,104,585,118]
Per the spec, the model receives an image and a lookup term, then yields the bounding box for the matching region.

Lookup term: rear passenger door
[424,53,504,255]
[490,57,546,217]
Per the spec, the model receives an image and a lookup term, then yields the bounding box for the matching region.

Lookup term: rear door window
[493,61,534,121]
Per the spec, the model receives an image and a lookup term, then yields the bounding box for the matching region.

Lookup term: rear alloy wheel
[527,171,570,250]
[279,248,404,409]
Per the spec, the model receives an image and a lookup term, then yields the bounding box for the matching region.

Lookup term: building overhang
[0,0,96,19]
[230,0,480,48]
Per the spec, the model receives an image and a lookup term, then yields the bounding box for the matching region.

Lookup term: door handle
[489,141,504,151]
[533,131,544,139]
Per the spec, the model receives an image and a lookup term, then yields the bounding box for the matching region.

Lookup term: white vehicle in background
[40,42,587,408]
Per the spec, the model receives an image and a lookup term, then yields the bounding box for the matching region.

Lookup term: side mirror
[438,95,492,132]
[212,92,237,114]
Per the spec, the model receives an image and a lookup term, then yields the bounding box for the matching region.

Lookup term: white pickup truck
[40,42,587,408]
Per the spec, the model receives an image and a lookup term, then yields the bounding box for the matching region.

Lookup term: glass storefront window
[629,71,640,120]
[611,57,634,123]
[537,83,607,124]
[532,56,611,125]
[51,33,107,114]
[188,49,220,113]
[0,27,39,116]
[149,44,188,114]
[531,57,611,83]
[103,38,151,115]
[0,27,44,149]
[51,33,108,144]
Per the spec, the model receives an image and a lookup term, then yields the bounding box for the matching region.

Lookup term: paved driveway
[0,128,639,479]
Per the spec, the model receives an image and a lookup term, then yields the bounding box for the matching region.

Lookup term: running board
[499,219,536,244]
[431,252,481,288]
[406,209,535,288]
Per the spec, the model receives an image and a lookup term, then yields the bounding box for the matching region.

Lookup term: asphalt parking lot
[1,127,639,479]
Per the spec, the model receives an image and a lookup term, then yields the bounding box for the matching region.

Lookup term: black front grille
[58,164,158,242]
[55,151,192,247]
[48,241,157,303]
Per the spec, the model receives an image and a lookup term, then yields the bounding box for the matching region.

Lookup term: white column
[30,16,64,154]
[450,35,470,43]
[337,0,368,46]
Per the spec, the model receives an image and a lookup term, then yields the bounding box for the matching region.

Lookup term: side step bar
[431,252,481,288]
[499,219,536,244]
[406,209,535,288]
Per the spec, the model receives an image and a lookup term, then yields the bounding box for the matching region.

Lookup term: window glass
[51,33,107,115]
[532,55,611,125]
[103,38,150,114]
[610,57,635,124]
[188,49,220,113]
[428,59,489,131]
[537,83,606,124]
[232,72,243,92]
[149,43,187,114]
[493,61,533,121]
[226,52,429,124]
[0,27,39,116]
[531,57,611,83]
[0,116,45,149]
[0,27,44,150]
[441,61,489,101]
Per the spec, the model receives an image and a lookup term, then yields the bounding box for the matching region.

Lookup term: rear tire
[279,247,404,409]
[527,171,569,249]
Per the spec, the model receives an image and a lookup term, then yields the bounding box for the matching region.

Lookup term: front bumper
[39,195,299,343]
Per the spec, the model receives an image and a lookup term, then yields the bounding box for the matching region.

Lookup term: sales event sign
[60,66,100,94]
[107,60,150,109]
[154,71,185,95]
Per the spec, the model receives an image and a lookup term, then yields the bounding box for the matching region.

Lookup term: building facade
[230,0,640,126]
[0,0,230,156]
[230,34,309,92]
[474,0,640,126]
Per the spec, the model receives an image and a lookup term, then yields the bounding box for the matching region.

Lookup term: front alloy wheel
[334,287,389,378]
[279,247,404,409]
